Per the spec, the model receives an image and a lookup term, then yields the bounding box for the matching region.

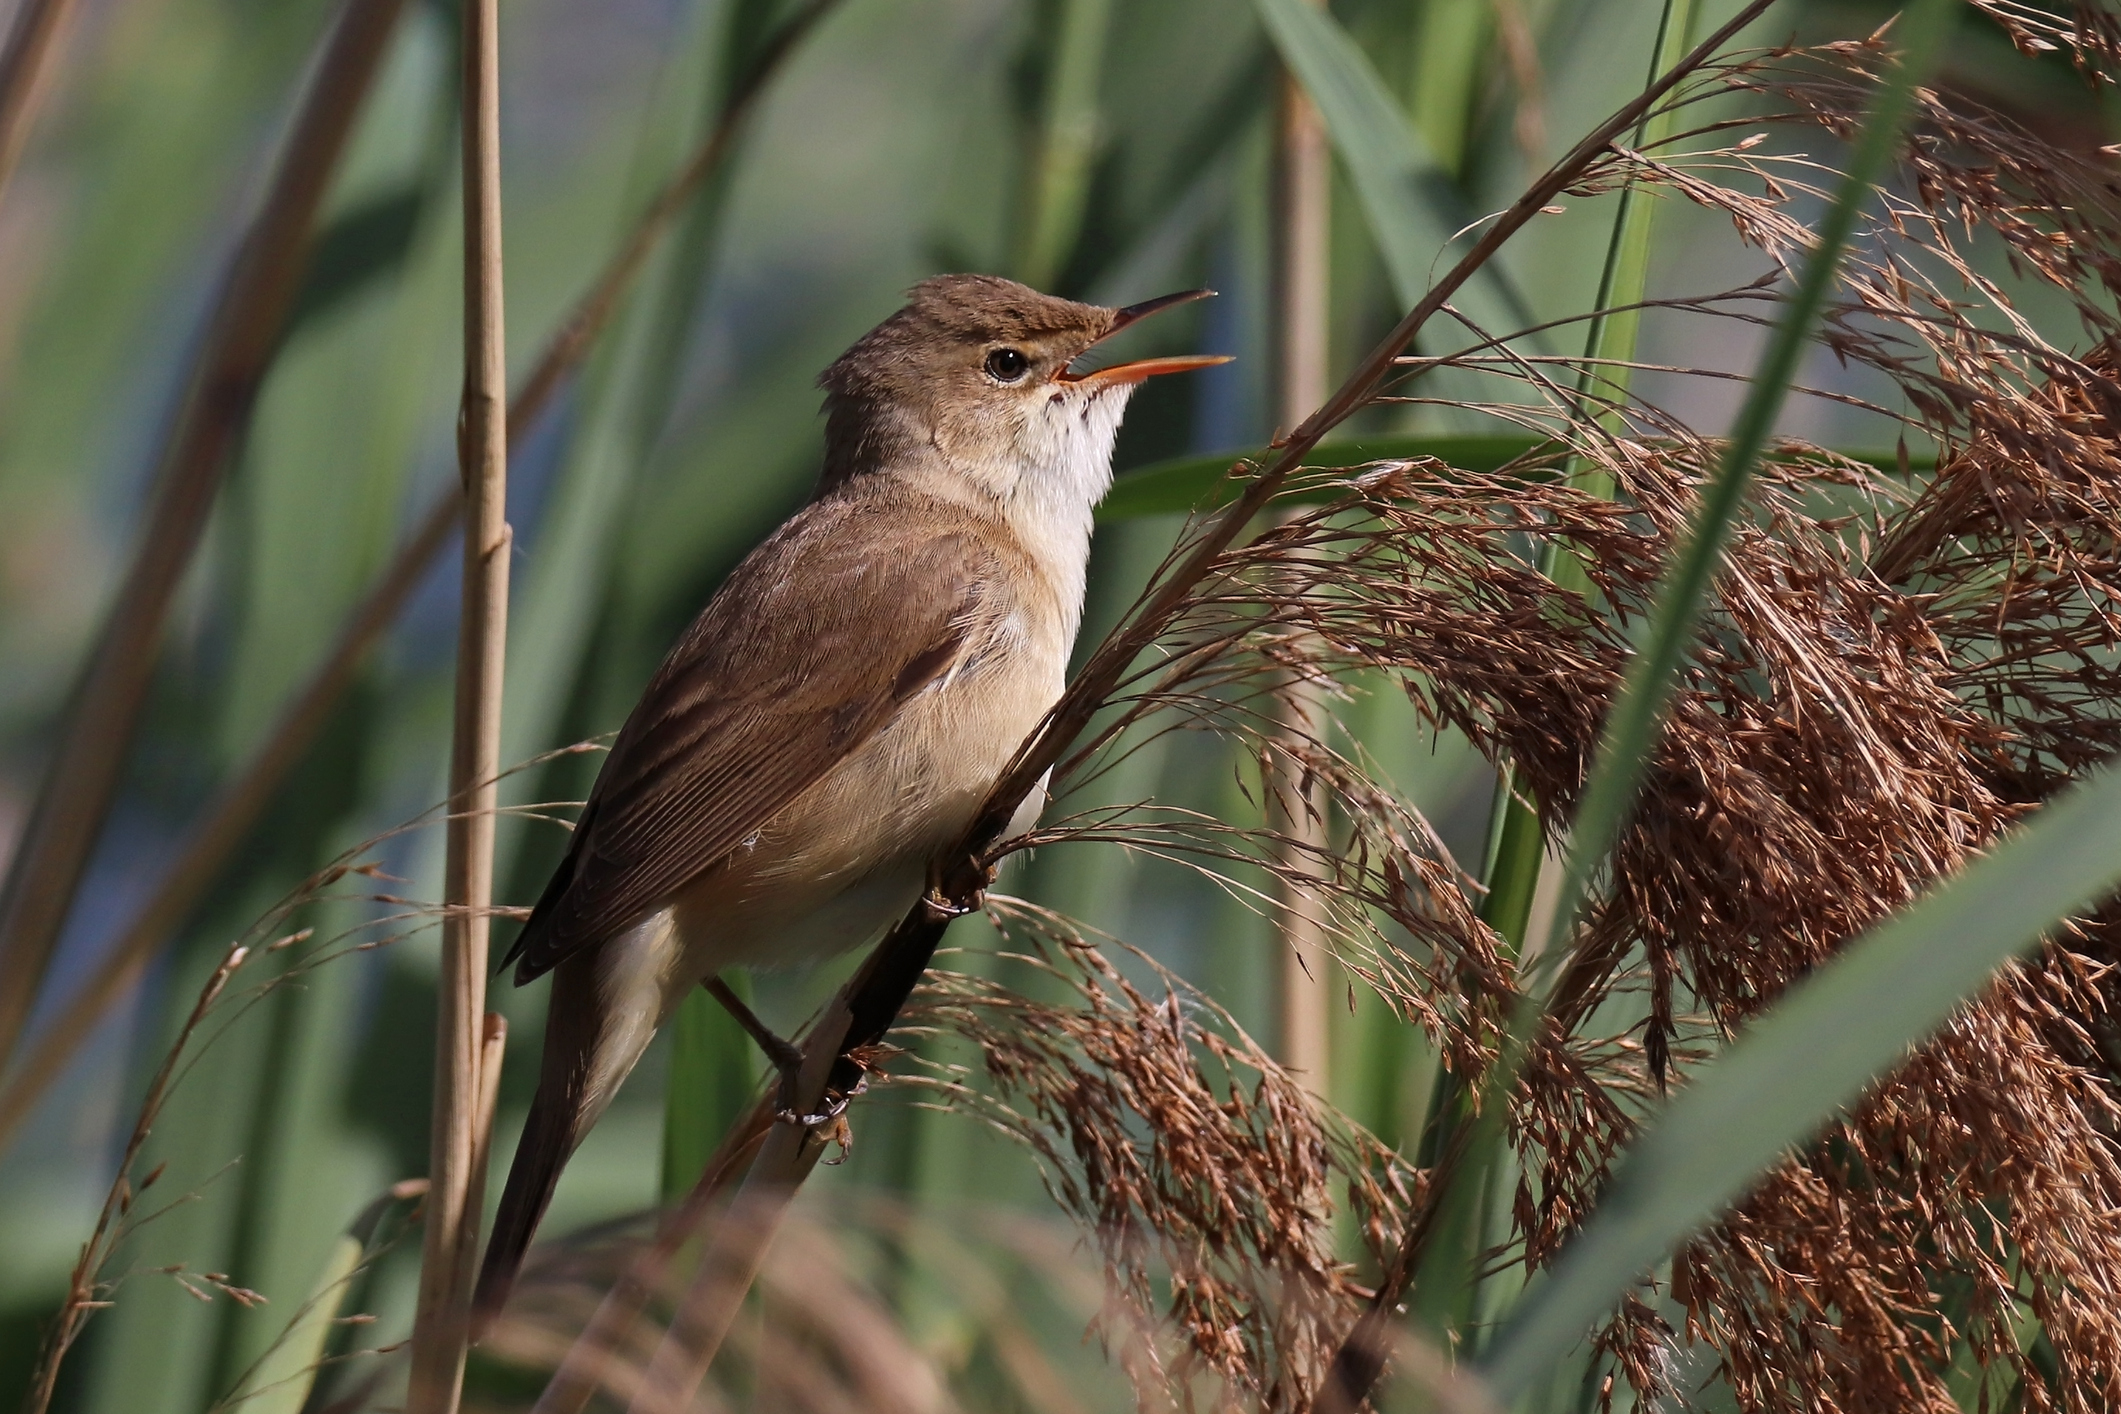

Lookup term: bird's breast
[669,590,1070,974]
[781,601,1068,870]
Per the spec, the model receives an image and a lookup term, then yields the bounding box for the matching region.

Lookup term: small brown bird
[471,274,1227,1329]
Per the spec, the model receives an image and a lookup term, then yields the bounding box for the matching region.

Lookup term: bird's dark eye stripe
[984,347,1030,382]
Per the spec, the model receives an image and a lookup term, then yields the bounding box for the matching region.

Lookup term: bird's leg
[700,975,811,1119]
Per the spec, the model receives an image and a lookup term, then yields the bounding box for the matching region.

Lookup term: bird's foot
[702,975,812,1116]
[924,854,998,920]
[777,1074,866,1131]
[701,975,867,1130]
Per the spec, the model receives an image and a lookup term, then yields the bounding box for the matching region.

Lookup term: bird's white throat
[998,378,1136,627]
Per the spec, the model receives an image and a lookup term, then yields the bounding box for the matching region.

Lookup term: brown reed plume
[823,16,2121,1410]
[904,906,1421,1414]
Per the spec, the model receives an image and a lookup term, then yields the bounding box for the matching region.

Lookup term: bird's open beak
[1059,289,1233,386]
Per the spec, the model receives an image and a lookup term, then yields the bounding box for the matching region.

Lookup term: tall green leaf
[1425,0,1703,1362]
[1250,0,1529,334]
[1015,0,1116,288]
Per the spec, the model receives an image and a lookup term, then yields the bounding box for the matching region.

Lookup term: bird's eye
[984,347,1030,383]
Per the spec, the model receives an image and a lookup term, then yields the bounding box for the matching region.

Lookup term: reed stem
[1269,4,1333,1093]
[0,0,83,202]
[406,0,508,1403]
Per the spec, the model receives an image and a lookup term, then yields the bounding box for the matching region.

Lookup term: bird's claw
[921,890,979,922]
[774,1072,867,1129]
[924,855,997,920]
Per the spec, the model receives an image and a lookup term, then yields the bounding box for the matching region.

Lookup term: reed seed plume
[875,21,2121,1407]
[902,906,1418,1414]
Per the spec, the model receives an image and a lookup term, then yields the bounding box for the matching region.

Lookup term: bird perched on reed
[471,273,1226,1331]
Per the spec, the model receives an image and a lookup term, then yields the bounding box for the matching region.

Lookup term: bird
[470,273,1229,1332]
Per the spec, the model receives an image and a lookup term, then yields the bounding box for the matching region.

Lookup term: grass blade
[1470,0,1705,967]
[1479,758,2121,1397]
[1016,0,1116,287]
[220,1179,429,1414]
[1414,0,1704,1370]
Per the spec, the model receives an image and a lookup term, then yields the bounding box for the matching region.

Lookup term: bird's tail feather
[470,1076,578,1341]
[470,950,627,1341]
[471,919,672,1341]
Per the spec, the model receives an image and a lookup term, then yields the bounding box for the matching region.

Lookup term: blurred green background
[0,0,2106,1407]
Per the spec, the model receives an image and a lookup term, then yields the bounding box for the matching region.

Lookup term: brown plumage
[470,274,1226,1333]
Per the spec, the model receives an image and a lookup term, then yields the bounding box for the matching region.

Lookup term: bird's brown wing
[505,502,992,984]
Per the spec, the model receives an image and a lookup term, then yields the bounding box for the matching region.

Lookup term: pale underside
[566,376,1135,1123]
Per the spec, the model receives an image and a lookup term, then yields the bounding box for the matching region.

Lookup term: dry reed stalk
[0,0,410,1072]
[1267,9,1333,1092]
[405,0,507,1403]
[0,0,845,1152]
[0,0,82,201]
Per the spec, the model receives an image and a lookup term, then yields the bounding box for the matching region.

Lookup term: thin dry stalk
[0,0,410,1072]
[0,0,846,1152]
[21,940,253,1414]
[406,0,508,1404]
[1269,9,1334,1091]
[0,0,82,201]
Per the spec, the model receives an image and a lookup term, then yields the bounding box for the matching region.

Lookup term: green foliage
[3,0,2116,1411]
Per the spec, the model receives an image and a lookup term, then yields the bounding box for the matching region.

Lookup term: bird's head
[816,274,1228,508]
